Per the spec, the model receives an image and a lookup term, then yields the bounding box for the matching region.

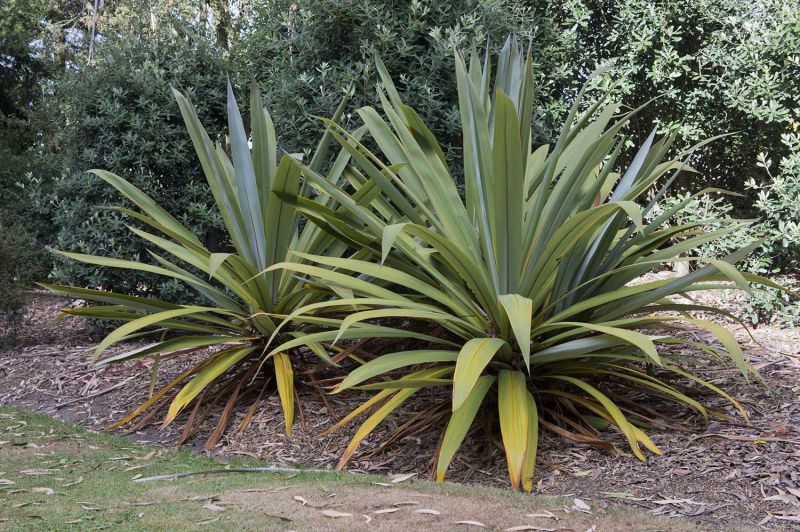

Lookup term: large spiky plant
[268,37,781,490]
[43,82,439,438]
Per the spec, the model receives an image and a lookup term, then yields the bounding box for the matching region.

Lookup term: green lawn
[0,406,700,531]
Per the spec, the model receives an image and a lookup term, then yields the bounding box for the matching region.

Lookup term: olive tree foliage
[233,0,548,176]
[555,0,800,195]
[36,2,231,298]
[4,0,799,302]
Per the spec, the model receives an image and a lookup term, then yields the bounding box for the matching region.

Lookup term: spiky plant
[43,82,439,439]
[269,37,781,490]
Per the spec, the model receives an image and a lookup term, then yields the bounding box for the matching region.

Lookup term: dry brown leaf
[321,510,352,518]
[455,520,486,527]
[390,473,417,483]
[416,509,441,515]
[63,476,83,487]
[505,526,556,531]
[374,508,400,514]
[32,487,54,495]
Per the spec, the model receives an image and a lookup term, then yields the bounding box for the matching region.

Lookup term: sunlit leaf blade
[498,370,529,490]
[273,352,295,436]
[436,375,495,482]
[452,338,508,411]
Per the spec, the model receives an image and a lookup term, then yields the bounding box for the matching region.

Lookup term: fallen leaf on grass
[81,505,101,511]
[416,509,441,515]
[140,450,157,460]
[455,520,486,527]
[32,487,54,495]
[321,510,352,518]
[0,479,15,485]
[390,473,417,483]
[196,516,221,525]
[21,469,58,475]
[294,495,308,506]
[393,501,420,507]
[363,514,372,523]
[505,526,556,531]
[374,508,400,514]
[65,519,84,524]
[573,498,591,513]
[526,511,557,520]
[203,503,226,512]
[372,482,393,487]
[62,476,83,487]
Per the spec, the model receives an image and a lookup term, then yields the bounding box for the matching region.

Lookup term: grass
[0,406,703,531]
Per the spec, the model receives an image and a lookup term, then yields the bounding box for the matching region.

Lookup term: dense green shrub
[751,133,800,269]
[7,0,799,300]
[234,0,545,176]
[646,129,800,325]
[562,0,800,201]
[0,217,49,342]
[43,15,228,297]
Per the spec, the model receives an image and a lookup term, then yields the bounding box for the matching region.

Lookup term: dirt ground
[1,293,799,530]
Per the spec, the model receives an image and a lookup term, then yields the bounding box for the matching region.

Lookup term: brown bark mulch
[1,294,799,529]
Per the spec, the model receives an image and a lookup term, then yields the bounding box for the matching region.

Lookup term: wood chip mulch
[1,294,799,529]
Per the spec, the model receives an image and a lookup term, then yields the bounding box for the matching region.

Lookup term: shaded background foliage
[1,0,799,322]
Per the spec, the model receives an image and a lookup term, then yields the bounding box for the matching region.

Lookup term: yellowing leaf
[166,347,256,424]
[498,370,529,490]
[521,391,539,493]
[273,352,294,436]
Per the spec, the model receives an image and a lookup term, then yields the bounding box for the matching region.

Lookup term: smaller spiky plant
[43,81,439,441]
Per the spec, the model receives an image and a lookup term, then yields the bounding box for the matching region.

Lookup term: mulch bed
[1,294,799,529]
